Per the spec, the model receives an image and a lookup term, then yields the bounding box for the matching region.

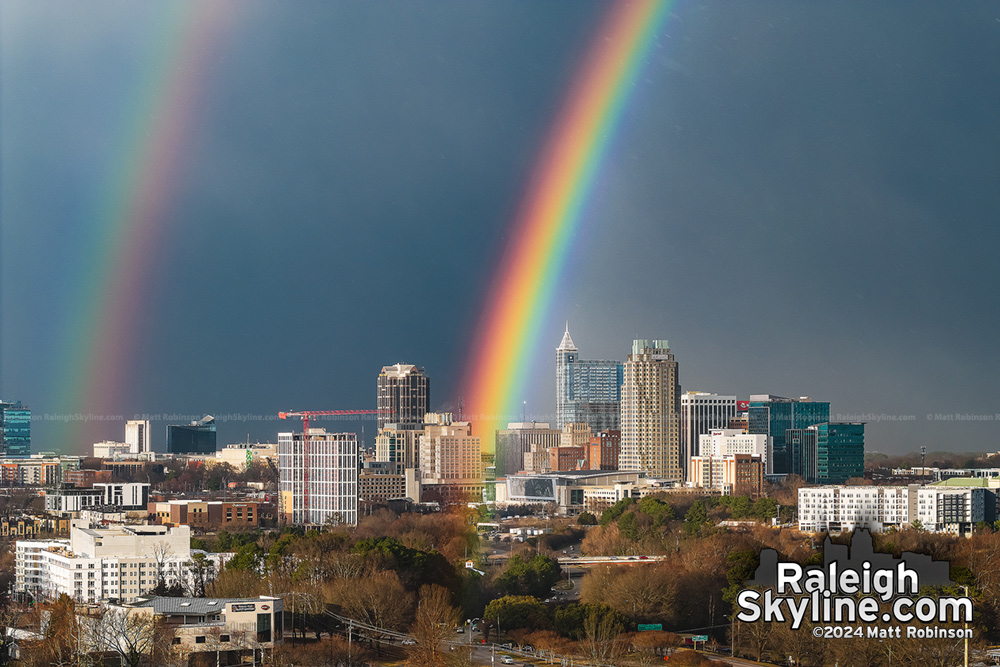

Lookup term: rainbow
[462,0,671,444]
[54,2,235,451]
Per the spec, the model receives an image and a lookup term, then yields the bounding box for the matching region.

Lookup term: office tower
[375,423,423,469]
[494,422,561,477]
[555,325,623,432]
[785,428,817,481]
[419,413,482,503]
[278,429,358,525]
[124,419,152,454]
[588,430,621,470]
[747,395,829,475]
[0,400,31,458]
[681,392,737,470]
[813,422,865,484]
[377,363,430,430]
[620,339,682,481]
[166,416,217,454]
[690,428,768,493]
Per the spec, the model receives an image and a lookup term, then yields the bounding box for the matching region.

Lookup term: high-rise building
[375,423,423,469]
[620,339,682,481]
[785,428,818,481]
[813,422,865,484]
[419,413,482,502]
[124,419,152,454]
[680,393,737,473]
[747,396,830,475]
[494,422,561,478]
[166,416,216,454]
[377,363,430,430]
[0,401,31,458]
[555,326,623,433]
[689,428,767,494]
[278,429,358,526]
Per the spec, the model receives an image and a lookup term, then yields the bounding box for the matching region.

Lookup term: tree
[577,512,598,526]
[581,604,627,664]
[600,498,635,526]
[84,606,156,667]
[335,570,413,653]
[408,585,461,667]
[683,501,710,535]
[481,596,548,641]
[494,554,562,598]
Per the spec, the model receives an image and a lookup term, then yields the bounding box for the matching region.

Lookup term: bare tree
[408,585,460,667]
[84,605,156,667]
[581,607,627,665]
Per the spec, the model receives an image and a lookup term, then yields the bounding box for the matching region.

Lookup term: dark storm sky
[2,1,999,454]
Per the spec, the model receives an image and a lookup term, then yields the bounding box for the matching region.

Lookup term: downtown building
[620,339,682,481]
[125,419,152,455]
[0,400,31,458]
[748,395,830,476]
[278,429,358,526]
[494,422,561,478]
[377,363,430,430]
[681,392,737,472]
[166,416,217,454]
[555,326,623,433]
[419,413,483,503]
[787,422,865,484]
[688,429,768,496]
[15,523,229,604]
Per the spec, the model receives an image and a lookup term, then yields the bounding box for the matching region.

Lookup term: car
[401,638,417,645]
[639,555,648,560]
[500,656,515,664]
[456,626,464,633]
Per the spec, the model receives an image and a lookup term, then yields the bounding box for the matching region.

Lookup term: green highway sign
[638,624,663,632]
[692,635,708,642]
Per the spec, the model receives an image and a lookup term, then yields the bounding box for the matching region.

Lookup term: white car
[401,638,417,645]
[500,656,515,664]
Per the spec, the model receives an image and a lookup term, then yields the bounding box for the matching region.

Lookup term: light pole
[962,585,969,667]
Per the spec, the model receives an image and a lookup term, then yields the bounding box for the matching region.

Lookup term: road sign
[692,635,708,642]
[638,624,663,632]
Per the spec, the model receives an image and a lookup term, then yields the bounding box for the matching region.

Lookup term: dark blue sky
[2,1,999,454]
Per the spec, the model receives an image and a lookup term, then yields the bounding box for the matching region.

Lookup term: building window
[220,635,230,642]
[195,636,206,644]
[172,638,181,645]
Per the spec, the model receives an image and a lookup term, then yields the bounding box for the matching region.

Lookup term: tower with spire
[555,324,623,432]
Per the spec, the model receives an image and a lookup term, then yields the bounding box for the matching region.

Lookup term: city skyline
[3,2,999,454]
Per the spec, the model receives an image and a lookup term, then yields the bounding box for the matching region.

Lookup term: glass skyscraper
[0,400,31,458]
[555,325,623,433]
[166,416,217,454]
[814,422,865,484]
[748,395,829,475]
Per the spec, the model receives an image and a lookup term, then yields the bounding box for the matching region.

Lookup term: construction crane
[277,409,379,525]
[278,409,379,433]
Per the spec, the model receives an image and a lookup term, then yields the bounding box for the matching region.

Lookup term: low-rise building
[215,442,279,471]
[15,523,230,604]
[124,595,284,655]
[798,483,994,535]
[148,500,259,528]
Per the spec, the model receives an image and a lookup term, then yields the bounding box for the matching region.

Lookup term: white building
[215,442,278,471]
[15,524,229,604]
[278,429,358,526]
[94,483,149,509]
[93,441,131,459]
[798,484,990,535]
[125,420,152,455]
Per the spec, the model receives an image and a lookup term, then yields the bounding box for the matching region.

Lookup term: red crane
[278,409,379,433]
[277,409,379,525]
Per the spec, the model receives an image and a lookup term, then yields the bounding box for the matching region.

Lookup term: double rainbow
[54,2,234,450]
[462,0,671,443]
